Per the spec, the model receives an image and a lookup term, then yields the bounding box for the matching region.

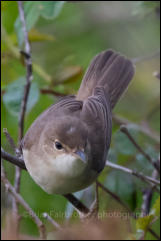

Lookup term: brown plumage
[22,50,135,194]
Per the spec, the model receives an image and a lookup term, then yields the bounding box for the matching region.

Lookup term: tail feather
[77,50,135,109]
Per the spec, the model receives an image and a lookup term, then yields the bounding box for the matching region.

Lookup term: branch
[40,88,67,97]
[141,167,159,217]
[81,182,100,220]
[1,162,46,240]
[3,128,17,152]
[1,147,26,170]
[120,125,160,174]
[97,181,131,213]
[106,161,160,187]
[64,194,89,214]
[112,114,160,144]
[43,213,61,230]
[148,228,160,240]
[17,1,32,142]
[1,25,52,83]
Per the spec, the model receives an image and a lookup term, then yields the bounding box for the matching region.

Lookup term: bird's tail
[76,50,135,109]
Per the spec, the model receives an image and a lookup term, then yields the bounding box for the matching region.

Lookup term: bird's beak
[74,150,87,163]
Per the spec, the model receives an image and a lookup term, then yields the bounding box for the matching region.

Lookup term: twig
[148,228,160,240]
[17,1,32,142]
[1,162,46,240]
[141,190,153,217]
[112,114,160,143]
[120,125,160,173]
[3,128,22,228]
[43,213,61,230]
[95,181,99,214]
[1,25,52,83]
[40,88,67,97]
[139,167,160,240]
[141,168,159,217]
[64,194,89,214]
[3,128,17,152]
[11,1,33,235]
[106,160,160,187]
[97,181,132,213]
[82,182,100,220]
[1,147,26,170]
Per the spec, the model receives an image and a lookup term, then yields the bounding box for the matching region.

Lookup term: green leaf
[104,170,136,210]
[2,1,18,33]
[150,196,160,217]
[113,131,137,155]
[1,1,11,11]
[3,77,39,116]
[136,215,154,232]
[14,1,65,46]
[39,1,65,19]
[136,196,160,233]
[28,28,55,42]
[15,2,40,46]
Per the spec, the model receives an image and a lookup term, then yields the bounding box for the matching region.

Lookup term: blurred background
[1,1,160,240]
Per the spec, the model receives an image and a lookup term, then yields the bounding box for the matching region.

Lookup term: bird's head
[39,115,89,164]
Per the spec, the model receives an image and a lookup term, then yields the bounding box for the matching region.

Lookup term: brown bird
[22,50,135,195]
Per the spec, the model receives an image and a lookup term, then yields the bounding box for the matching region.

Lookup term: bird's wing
[81,86,112,172]
[54,95,83,112]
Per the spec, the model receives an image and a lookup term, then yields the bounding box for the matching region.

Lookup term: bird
[22,49,135,195]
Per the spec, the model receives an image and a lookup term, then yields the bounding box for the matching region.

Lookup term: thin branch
[1,25,52,83]
[148,228,160,240]
[106,160,160,187]
[141,190,153,217]
[120,125,160,173]
[3,128,17,152]
[97,181,132,213]
[17,1,32,142]
[82,182,100,220]
[1,162,46,240]
[64,194,89,214]
[95,181,99,214]
[112,114,160,144]
[1,147,26,170]
[141,169,159,217]
[40,88,67,97]
[43,213,61,230]
[9,2,33,235]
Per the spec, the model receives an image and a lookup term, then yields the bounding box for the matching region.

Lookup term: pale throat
[23,149,89,194]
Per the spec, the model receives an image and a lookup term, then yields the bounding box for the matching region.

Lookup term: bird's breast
[23,149,98,194]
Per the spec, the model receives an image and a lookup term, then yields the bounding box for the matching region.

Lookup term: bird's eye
[55,141,63,150]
